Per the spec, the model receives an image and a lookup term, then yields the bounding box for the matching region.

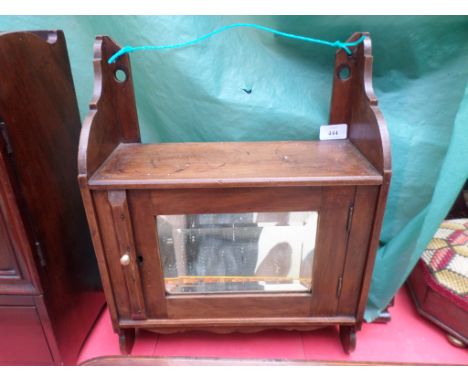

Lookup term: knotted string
[108,23,366,64]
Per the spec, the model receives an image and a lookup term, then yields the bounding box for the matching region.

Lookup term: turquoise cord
[107,23,366,64]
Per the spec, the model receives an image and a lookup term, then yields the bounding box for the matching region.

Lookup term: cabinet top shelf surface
[88,140,382,189]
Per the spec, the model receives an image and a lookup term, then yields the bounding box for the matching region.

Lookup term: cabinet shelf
[89,140,382,189]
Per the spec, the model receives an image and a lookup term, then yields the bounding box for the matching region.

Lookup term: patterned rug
[421,219,468,311]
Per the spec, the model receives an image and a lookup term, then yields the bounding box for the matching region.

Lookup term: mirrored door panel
[156,211,318,294]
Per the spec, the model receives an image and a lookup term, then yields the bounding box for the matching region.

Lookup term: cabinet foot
[339,325,356,354]
[447,334,466,348]
[118,328,135,355]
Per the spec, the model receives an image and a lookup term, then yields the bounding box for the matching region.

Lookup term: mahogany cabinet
[0,30,104,365]
[78,32,391,354]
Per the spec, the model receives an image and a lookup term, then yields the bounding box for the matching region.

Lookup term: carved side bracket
[78,36,141,178]
[329,32,391,177]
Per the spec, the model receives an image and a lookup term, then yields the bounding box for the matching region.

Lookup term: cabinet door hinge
[336,276,343,297]
[0,120,13,155]
[35,241,47,267]
[346,204,354,232]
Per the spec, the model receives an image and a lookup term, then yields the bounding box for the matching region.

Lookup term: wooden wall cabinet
[0,31,104,365]
[78,33,391,354]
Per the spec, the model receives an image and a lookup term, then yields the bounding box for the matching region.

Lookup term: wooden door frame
[93,186,359,328]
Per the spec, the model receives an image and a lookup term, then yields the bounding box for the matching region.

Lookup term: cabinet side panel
[0,31,106,365]
[78,177,119,332]
[356,177,390,323]
[0,31,101,299]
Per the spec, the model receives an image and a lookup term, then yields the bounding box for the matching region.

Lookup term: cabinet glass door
[156,211,318,294]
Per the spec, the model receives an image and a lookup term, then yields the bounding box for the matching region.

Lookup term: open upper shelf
[89,139,382,189]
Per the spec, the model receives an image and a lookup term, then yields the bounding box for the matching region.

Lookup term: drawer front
[0,304,54,365]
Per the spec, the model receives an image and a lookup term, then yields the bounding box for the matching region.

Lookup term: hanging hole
[337,65,351,81]
[137,255,144,264]
[114,68,127,83]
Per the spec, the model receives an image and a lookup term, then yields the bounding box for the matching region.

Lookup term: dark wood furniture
[407,183,468,348]
[0,30,104,365]
[78,32,391,355]
[407,261,467,347]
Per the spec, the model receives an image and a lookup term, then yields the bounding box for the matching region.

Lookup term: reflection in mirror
[156,211,318,294]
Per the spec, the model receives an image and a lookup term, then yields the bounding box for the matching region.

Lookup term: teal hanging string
[108,23,366,64]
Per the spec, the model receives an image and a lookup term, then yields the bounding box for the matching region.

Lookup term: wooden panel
[78,36,140,178]
[355,180,390,324]
[128,191,167,318]
[0,29,103,300]
[119,315,355,331]
[338,186,379,315]
[329,34,391,323]
[0,294,35,305]
[407,263,429,304]
[81,355,444,366]
[309,187,355,316]
[150,187,323,215]
[0,30,105,365]
[329,34,359,124]
[166,294,311,319]
[130,187,323,320]
[407,265,468,343]
[423,289,468,342]
[89,141,382,189]
[0,30,98,298]
[0,122,38,295]
[0,305,54,365]
[79,176,120,332]
[125,187,352,321]
[329,32,391,177]
[94,191,132,319]
[0,204,21,279]
[108,191,146,320]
